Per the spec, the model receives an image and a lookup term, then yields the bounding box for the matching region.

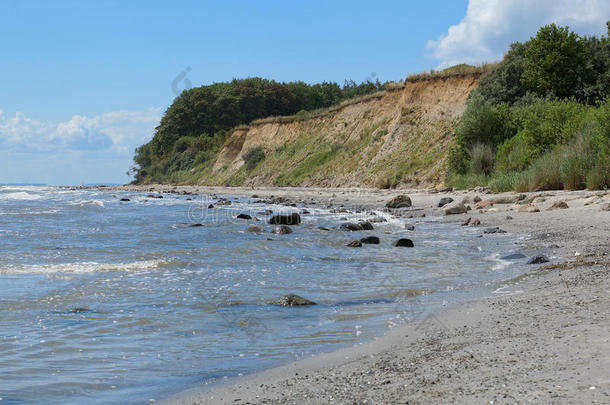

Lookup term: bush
[469,143,494,175]
[496,132,535,172]
[456,94,516,148]
[243,146,266,171]
[524,147,565,191]
[447,145,469,174]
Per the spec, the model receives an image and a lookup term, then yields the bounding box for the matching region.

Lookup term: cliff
[200,73,481,188]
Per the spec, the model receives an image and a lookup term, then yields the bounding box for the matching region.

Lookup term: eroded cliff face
[206,73,480,188]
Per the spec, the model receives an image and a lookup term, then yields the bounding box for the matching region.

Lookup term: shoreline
[103,185,610,404]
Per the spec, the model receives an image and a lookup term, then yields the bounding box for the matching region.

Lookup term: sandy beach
[103,185,610,404]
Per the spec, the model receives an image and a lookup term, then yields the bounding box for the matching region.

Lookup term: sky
[1,0,608,185]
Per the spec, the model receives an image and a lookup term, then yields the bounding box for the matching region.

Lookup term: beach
[100,185,610,404]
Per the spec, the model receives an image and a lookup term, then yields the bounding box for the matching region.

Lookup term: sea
[0,185,528,404]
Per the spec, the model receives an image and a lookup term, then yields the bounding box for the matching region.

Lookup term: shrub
[447,145,469,174]
[496,132,535,172]
[243,146,266,171]
[469,143,495,175]
[174,136,196,154]
[525,147,565,191]
[456,94,516,148]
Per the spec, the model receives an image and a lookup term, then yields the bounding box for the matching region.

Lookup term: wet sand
[102,185,610,404]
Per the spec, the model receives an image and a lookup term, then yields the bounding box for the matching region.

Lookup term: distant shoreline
[99,185,610,404]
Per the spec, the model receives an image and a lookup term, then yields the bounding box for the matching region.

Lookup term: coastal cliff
[205,73,481,188]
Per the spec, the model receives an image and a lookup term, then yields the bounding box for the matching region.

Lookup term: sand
[100,185,610,404]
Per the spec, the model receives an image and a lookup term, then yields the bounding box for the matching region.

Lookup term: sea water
[0,186,527,404]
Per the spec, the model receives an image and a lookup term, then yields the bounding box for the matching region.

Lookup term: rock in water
[246,226,263,233]
[444,202,467,215]
[483,227,507,234]
[527,255,549,264]
[359,221,374,230]
[347,240,363,247]
[119,198,130,202]
[405,224,415,231]
[268,213,301,225]
[360,236,380,244]
[272,225,293,234]
[340,222,364,231]
[271,294,316,306]
[394,238,414,247]
[438,197,454,207]
[190,223,203,227]
[236,213,252,220]
[547,201,569,210]
[501,253,527,260]
[386,195,412,209]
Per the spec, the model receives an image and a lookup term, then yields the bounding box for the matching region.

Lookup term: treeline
[448,22,610,191]
[131,77,387,182]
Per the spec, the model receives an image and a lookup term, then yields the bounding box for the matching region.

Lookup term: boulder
[270,294,316,307]
[393,238,414,247]
[340,222,364,231]
[347,240,363,247]
[119,198,130,202]
[517,204,540,213]
[527,255,549,264]
[236,213,252,220]
[207,204,214,209]
[360,236,380,244]
[438,197,454,208]
[602,202,610,211]
[546,201,569,210]
[359,221,374,230]
[444,202,467,215]
[386,195,412,209]
[268,213,301,225]
[272,225,293,234]
[473,196,482,203]
[404,224,415,231]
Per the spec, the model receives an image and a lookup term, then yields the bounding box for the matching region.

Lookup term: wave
[0,192,43,201]
[0,259,165,274]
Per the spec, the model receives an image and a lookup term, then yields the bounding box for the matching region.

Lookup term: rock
[547,201,569,210]
[483,227,507,234]
[393,238,414,247]
[190,223,203,227]
[506,215,513,220]
[270,294,316,306]
[475,200,493,209]
[386,195,412,209]
[601,202,610,211]
[473,196,482,203]
[268,213,301,225]
[119,198,130,202]
[251,194,259,198]
[444,202,467,215]
[216,199,232,206]
[438,197,454,207]
[501,253,527,260]
[246,226,263,233]
[317,226,330,231]
[359,221,374,230]
[340,222,364,231]
[490,196,518,204]
[461,197,471,204]
[404,224,415,231]
[369,217,388,223]
[360,236,380,244]
[517,204,540,213]
[301,209,311,214]
[583,196,601,206]
[527,255,549,264]
[207,204,214,209]
[236,213,252,220]
[272,225,293,234]
[347,240,363,247]
[461,217,480,226]
[70,308,90,313]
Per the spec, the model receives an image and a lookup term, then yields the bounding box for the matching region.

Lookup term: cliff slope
[201,73,481,188]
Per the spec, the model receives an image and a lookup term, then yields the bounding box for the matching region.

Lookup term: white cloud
[0,107,161,184]
[428,0,610,68]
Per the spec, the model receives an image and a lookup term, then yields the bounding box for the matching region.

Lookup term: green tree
[522,24,584,99]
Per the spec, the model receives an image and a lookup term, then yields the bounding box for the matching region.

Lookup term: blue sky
[1,0,608,185]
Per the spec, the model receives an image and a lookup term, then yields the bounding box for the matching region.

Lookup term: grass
[405,63,497,82]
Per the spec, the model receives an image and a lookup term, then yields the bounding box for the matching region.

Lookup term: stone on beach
[438,197,453,207]
[360,236,380,244]
[359,221,374,230]
[483,227,507,234]
[546,201,569,210]
[461,217,480,226]
[236,213,252,220]
[347,240,363,247]
[475,200,493,209]
[517,204,540,213]
[444,201,467,215]
[527,255,550,264]
[340,222,364,231]
[386,195,412,209]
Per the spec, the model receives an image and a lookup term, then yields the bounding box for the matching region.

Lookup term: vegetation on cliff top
[448,22,610,191]
[130,77,388,183]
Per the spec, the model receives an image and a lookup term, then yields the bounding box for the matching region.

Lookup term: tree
[522,24,584,99]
